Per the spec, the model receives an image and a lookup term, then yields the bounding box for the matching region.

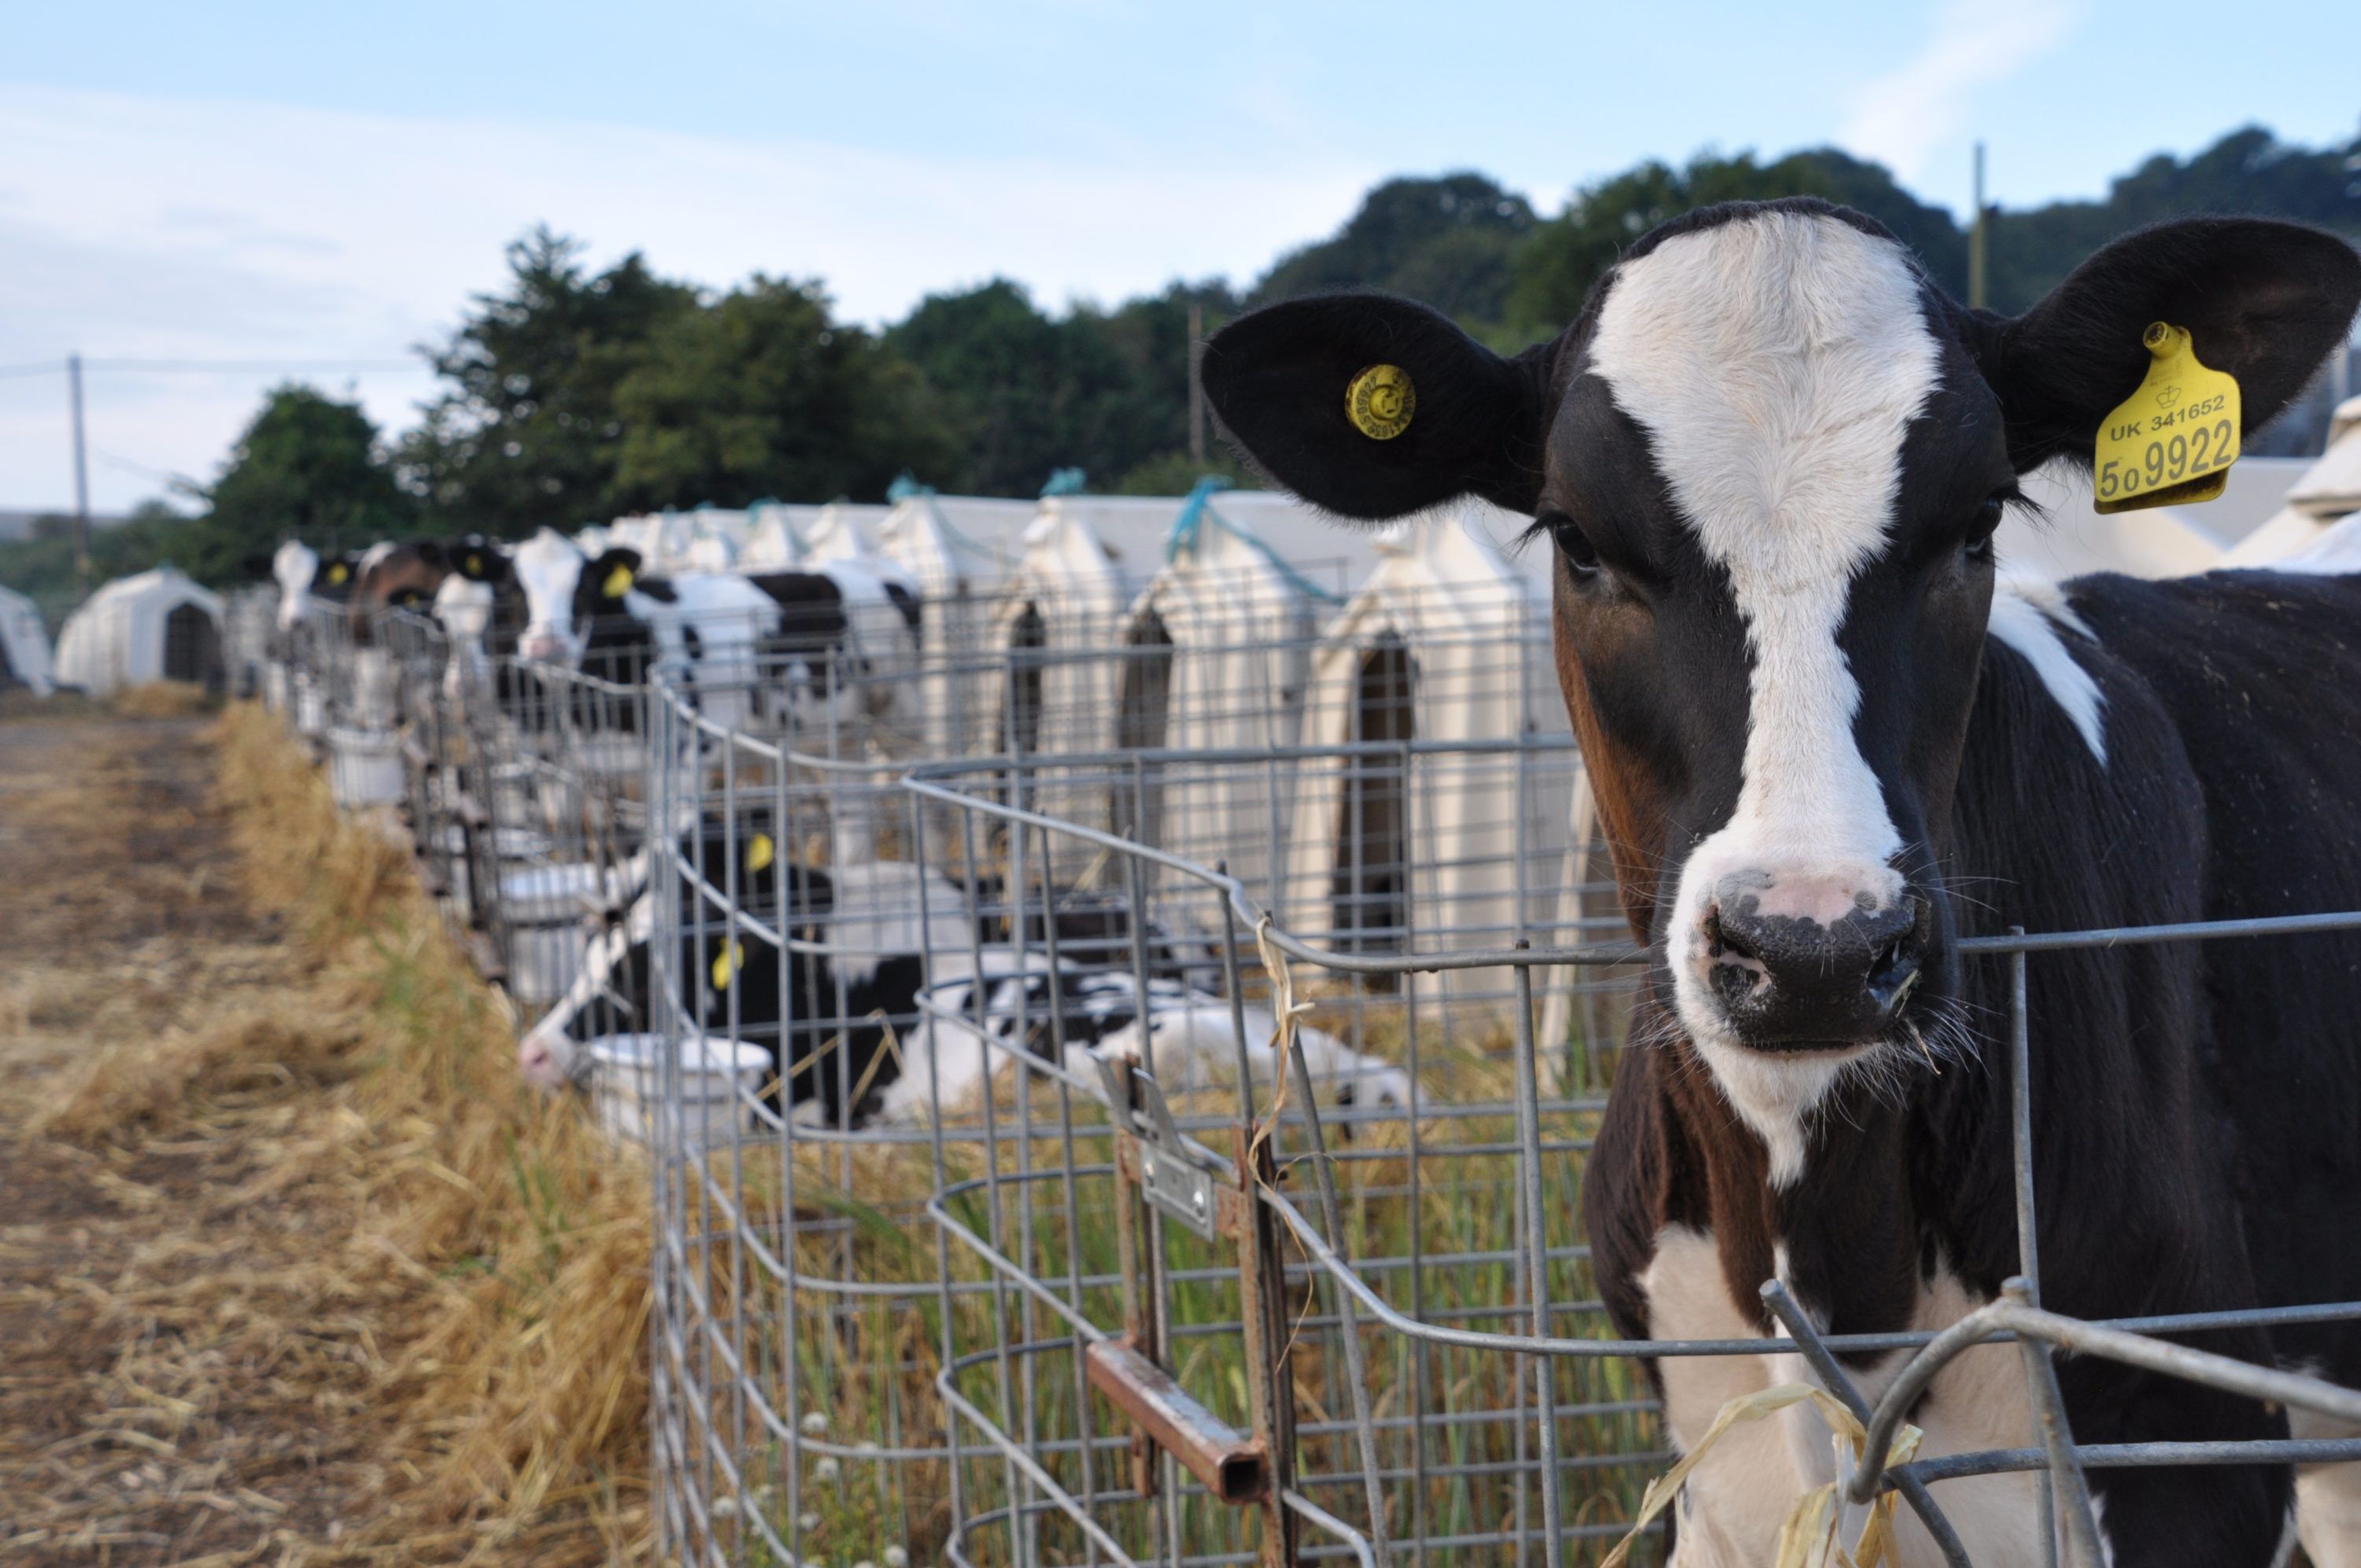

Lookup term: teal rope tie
[1163,474,1343,605]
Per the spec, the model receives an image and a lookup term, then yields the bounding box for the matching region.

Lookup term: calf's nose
[517,1031,572,1092]
[1703,888,1922,1046]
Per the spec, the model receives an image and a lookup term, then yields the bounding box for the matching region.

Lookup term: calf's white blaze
[1587,211,1941,1179]
[272,538,320,631]
[514,527,586,661]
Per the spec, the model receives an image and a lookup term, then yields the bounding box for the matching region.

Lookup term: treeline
[9,123,2357,615]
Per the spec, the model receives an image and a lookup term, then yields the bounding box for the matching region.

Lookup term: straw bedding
[0,703,652,1565]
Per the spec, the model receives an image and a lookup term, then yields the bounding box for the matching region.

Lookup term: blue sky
[2,0,2355,512]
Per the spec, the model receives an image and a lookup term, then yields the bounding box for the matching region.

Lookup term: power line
[0,356,427,376]
[91,446,204,491]
[85,357,427,374]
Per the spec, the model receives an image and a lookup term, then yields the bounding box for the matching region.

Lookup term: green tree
[888,279,1235,497]
[1254,173,1538,327]
[399,227,696,537]
[885,280,1075,496]
[0,500,191,631]
[1059,282,1239,491]
[183,386,415,581]
[1506,149,1967,341]
[1110,448,1262,496]
[606,276,961,508]
[1986,127,2361,313]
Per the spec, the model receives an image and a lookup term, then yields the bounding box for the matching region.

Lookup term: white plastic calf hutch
[54,567,224,696]
[794,501,893,565]
[1280,506,1583,988]
[739,502,823,569]
[874,493,1040,597]
[0,583,55,697]
[1113,490,1344,906]
[872,494,1043,754]
[2222,397,2361,566]
[985,496,1179,761]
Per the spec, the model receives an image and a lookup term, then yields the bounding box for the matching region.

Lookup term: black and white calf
[508,527,922,737]
[432,537,537,716]
[888,961,1412,1126]
[1206,205,2361,1566]
[253,538,364,648]
[519,825,1410,1128]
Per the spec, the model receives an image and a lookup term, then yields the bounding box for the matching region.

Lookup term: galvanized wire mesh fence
[253,557,2361,1568]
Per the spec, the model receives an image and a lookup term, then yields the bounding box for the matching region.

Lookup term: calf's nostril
[1865,935,1921,1011]
[1702,906,1758,963]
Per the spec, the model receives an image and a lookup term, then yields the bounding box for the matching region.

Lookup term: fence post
[1232,1124,1299,1568]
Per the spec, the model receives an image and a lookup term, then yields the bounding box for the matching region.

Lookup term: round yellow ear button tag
[1346,363,1416,441]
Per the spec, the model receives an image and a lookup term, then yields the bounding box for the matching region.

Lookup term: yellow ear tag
[327,563,349,585]
[603,564,635,598]
[1345,363,1416,441]
[711,939,743,992]
[2093,323,2241,515]
[465,553,483,575]
[746,833,774,874]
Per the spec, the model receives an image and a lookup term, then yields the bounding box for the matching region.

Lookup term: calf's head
[513,528,591,662]
[1206,201,2357,1152]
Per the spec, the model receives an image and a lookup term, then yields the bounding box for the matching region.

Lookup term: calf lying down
[840,957,1413,1126]
[516,880,1411,1127]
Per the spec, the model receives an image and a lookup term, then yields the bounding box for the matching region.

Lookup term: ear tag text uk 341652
[1345,363,1415,441]
[2093,323,2241,515]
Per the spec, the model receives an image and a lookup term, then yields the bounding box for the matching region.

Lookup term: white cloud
[1838,0,2078,182]
[0,85,1376,511]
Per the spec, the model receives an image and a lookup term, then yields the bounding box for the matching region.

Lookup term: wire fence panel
[254,564,2361,1568]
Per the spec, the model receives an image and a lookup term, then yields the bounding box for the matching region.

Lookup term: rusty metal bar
[1085,1334,1270,1504]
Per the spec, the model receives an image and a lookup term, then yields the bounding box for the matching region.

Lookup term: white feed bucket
[431,824,556,915]
[294,674,328,737]
[491,760,539,830]
[586,1033,771,1146]
[327,726,405,807]
[501,861,626,1007]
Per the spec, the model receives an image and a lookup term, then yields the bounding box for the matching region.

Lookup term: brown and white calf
[1205,203,2361,1566]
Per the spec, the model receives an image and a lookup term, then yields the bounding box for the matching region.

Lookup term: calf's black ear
[449,538,499,581]
[412,539,447,569]
[1975,218,2361,473]
[1200,294,1561,520]
[582,547,645,603]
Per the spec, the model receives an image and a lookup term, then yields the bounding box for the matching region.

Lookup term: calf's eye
[1964,494,2005,563]
[1542,512,1601,578]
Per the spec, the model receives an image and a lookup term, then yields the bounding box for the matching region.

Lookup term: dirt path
[0,715,390,1564]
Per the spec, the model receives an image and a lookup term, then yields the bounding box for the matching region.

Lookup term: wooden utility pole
[1188,301,1206,465]
[1969,142,1990,312]
[69,352,91,586]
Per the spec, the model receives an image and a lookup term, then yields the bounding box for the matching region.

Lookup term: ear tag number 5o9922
[2093,323,2241,515]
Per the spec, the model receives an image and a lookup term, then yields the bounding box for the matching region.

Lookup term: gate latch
[1096,1053,1218,1241]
